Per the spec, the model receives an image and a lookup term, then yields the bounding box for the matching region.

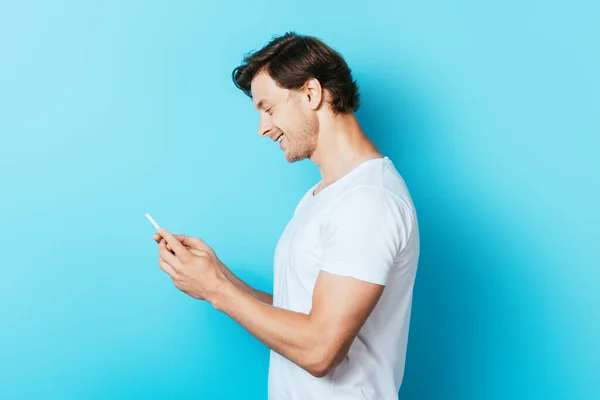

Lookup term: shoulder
[325,185,418,251]
[330,185,416,222]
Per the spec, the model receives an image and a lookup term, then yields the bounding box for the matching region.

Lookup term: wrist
[208,274,235,312]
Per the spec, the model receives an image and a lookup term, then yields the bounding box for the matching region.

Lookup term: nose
[258,115,273,137]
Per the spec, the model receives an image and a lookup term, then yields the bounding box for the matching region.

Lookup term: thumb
[179,235,212,252]
[155,233,210,253]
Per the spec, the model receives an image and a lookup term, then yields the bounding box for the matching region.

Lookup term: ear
[303,78,323,111]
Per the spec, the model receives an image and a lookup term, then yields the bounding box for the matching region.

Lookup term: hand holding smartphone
[146,212,174,254]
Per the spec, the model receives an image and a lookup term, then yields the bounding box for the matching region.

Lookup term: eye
[266,107,274,115]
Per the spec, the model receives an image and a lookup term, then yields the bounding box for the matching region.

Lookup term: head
[232,32,360,162]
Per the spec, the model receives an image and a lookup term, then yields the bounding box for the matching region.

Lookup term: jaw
[306,138,323,165]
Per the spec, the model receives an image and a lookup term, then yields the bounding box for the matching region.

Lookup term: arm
[156,187,408,377]
[217,262,273,305]
[208,188,409,377]
[209,270,384,377]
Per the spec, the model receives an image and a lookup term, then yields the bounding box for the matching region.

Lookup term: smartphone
[146,213,174,254]
[145,212,160,230]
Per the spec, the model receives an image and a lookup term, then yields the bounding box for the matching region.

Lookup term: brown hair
[232,32,360,114]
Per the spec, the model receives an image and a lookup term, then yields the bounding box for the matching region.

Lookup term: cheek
[270,116,285,134]
[277,111,300,135]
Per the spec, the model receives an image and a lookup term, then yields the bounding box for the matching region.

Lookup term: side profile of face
[250,71,320,163]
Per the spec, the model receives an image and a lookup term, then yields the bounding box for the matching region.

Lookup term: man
[153,32,420,399]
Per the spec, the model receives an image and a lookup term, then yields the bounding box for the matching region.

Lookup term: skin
[152,71,387,378]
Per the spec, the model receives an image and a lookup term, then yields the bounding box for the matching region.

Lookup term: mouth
[275,133,284,143]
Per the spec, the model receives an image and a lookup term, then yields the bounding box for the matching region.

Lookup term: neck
[309,113,383,192]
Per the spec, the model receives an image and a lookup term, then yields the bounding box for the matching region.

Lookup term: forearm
[209,278,329,377]
[218,262,273,305]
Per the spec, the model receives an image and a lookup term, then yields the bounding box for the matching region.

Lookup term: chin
[284,153,297,163]
[285,150,309,163]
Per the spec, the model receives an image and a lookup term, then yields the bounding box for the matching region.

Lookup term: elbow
[306,362,332,378]
[304,347,344,378]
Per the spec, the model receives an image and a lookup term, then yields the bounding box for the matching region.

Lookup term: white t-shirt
[268,156,420,400]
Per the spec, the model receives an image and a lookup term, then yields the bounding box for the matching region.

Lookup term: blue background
[1,0,598,398]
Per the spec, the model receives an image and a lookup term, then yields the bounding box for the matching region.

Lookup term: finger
[159,239,179,266]
[154,233,198,253]
[154,234,174,255]
[168,234,199,250]
[159,228,190,258]
[159,239,174,254]
[158,255,175,276]
[170,234,211,253]
[159,240,176,261]
[154,234,174,254]
[189,248,204,256]
[180,235,211,252]
[154,232,182,244]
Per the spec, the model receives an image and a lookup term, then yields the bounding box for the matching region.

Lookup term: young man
[153,32,420,399]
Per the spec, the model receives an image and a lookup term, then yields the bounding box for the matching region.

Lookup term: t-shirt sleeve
[320,186,414,285]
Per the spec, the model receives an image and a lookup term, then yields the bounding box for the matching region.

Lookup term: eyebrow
[255,99,268,111]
